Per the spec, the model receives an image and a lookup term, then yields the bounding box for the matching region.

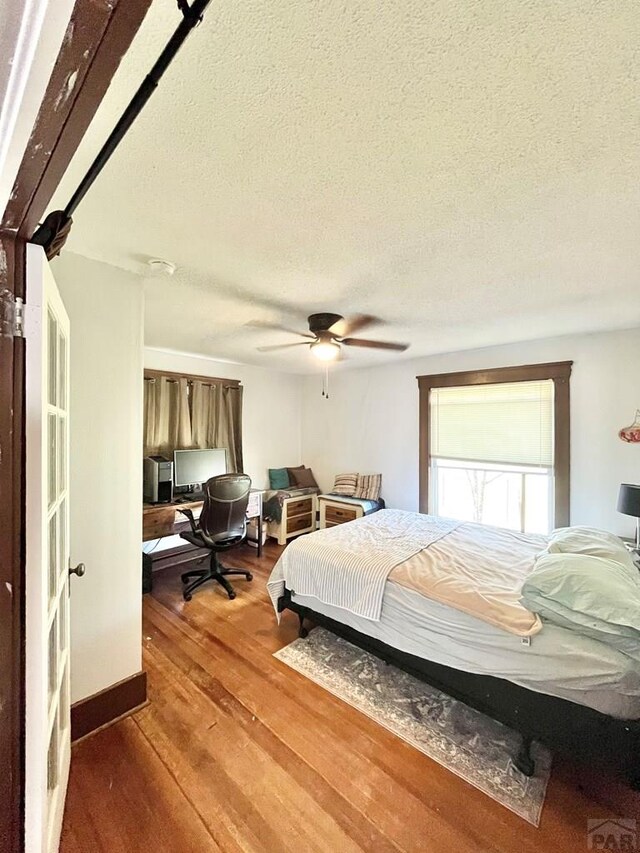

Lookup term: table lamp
[617,483,640,550]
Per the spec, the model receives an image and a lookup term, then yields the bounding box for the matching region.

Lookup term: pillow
[268,468,290,490]
[547,526,631,563]
[290,466,318,489]
[354,473,382,501]
[521,552,640,660]
[332,473,358,496]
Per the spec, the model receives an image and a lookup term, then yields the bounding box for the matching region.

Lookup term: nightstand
[266,493,318,545]
[318,495,383,529]
[319,496,363,528]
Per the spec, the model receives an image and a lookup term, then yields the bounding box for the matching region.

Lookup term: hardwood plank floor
[61,541,639,852]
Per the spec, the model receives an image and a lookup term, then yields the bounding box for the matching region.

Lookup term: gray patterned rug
[274,627,551,825]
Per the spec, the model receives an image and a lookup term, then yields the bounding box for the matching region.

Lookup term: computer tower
[143,455,173,503]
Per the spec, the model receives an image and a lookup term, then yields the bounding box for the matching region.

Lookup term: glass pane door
[26,245,72,853]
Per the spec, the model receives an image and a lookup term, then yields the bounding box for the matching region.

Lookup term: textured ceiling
[52,0,640,373]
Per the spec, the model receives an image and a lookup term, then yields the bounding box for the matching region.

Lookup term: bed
[267,509,640,786]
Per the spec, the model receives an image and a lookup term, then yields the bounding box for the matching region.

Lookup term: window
[418,362,572,533]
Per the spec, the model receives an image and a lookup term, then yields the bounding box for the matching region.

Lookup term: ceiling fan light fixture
[310,339,340,361]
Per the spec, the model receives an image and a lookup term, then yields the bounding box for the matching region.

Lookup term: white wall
[301,327,640,537]
[54,252,143,704]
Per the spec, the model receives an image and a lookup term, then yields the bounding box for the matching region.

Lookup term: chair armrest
[176,507,199,535]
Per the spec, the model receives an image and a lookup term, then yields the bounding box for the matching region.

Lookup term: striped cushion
[354,473,382,501]
[332,473,358,496]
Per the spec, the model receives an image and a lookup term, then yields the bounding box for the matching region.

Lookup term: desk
[143,489,264,557]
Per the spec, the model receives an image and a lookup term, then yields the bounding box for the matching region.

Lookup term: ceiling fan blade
[246,320,314,339]
[257,341,311,352]
[330,314,379,337]
[341,337,409,351]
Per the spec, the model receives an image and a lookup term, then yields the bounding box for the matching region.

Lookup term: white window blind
[430,379,554,468]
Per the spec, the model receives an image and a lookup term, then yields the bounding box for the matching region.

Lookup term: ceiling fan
[254,313,409,361]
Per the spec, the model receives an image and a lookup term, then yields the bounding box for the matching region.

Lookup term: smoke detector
[147,258,176,276]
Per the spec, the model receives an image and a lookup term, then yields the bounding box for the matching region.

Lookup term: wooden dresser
[266,493,318,545]
[318,496,366,529]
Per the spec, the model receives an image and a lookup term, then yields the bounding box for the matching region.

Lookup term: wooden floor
[61,541,639,852]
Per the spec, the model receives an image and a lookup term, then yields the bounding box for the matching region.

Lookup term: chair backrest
[199,473,252,544]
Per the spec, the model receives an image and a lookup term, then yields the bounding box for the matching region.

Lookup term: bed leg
[513,735,535,778]
[297,611,309,639]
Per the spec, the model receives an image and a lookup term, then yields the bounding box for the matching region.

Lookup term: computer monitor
[173,448,227,489]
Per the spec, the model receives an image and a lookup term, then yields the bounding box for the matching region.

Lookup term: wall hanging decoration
[619,410,640,443]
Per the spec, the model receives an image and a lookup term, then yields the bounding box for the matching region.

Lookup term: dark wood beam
[3,0,152,240]
[0,231,26,853]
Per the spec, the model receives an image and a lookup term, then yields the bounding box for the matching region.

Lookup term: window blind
[430,379,554,467]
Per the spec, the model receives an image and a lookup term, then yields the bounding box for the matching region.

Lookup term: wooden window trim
[417,361,573,526]
[144,368,240,388]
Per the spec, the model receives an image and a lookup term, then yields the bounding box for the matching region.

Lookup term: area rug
[274,628,551,825]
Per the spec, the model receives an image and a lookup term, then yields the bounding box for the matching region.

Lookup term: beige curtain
[190,380,219,448]
[143,375,243,471]
[143,379,158,456]
[217,385,244,473]
[143,376,192,456]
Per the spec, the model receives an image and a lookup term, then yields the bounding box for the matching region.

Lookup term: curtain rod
[144,377,241,390]
[144,368,240,386]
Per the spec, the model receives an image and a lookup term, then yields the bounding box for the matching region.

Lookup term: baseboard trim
[71,670,147,742]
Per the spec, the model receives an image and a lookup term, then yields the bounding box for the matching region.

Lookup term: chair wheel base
[181,560,252,601]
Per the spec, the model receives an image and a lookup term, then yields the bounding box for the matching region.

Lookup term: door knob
[69,562,86,578]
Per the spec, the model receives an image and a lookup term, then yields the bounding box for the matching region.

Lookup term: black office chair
[177,473,253,601]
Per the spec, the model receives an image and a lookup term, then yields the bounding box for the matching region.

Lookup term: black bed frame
[278,589,640,788]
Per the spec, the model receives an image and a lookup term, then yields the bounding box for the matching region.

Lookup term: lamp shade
[617,484,640,519]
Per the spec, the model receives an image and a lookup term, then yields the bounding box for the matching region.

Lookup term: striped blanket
[267,509,459,622]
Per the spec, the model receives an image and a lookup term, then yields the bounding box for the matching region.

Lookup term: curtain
[190,380,218,448]
[143,376,192,456]
[143,379,158,456]
[215,385,243,472]
[143,375,243,472]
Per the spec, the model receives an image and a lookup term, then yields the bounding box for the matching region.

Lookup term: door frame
[0,2,151,848]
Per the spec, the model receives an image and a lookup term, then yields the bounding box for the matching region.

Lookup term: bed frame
[278,589,640,788]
